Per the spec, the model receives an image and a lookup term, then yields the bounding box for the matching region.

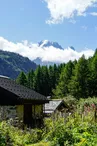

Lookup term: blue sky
[0,0,97,63]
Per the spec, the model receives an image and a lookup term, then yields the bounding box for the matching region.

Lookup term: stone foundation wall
[0,106,17,120]
[0,105,23,127]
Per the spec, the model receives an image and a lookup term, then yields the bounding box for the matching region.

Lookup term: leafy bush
[0,121,43,146]
[42,98,97,146]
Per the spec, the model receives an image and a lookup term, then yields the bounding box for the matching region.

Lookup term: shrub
[43,99,97,146]
[0,121,43,146]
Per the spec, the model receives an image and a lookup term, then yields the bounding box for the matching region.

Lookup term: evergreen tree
[86,56,93,97]
[57,63,65,74]
[90,49,97,96]
[53,61,74,98]
[48,65,55,95]
[33,65,43,94]
[69,55,90,99]
[53,64,59,88]
[27,69,34,89]
[48,64,61,95]
[41,66,50,96]
[16,71,27,87]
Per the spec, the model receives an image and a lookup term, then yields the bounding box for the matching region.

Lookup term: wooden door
[24,104,32,127]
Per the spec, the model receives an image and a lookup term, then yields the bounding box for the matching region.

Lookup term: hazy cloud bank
[0,37,94,63]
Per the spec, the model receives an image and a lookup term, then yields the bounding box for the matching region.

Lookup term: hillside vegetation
[0,50,37,78]
[17,49,97,99]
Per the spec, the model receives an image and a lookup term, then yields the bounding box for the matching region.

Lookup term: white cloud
[69,19,76,24]
[0,37,94,63]
[43,0,97,24]
[90,12,97,15]
[81,25,88,30]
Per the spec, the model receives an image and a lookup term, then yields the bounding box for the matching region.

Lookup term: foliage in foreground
[0,121,42,146]
[42,98,97,146]
[27,142,50,146]
[43,114,97,146]
[1,98,97,146]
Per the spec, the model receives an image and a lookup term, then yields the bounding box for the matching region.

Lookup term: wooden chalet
[44,99,68,117]
[0,75,49,128]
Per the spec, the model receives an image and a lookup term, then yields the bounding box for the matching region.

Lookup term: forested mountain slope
[0,50,37,78]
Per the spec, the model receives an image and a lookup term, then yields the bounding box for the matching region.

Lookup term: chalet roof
[44,99,68,114]
[0,76,48,102]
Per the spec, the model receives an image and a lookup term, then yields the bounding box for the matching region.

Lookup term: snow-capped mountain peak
[38,40,49,47]
[38,40,63,50]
